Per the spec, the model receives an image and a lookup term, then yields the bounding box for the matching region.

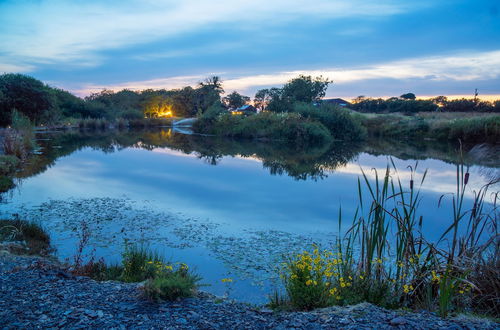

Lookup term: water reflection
[1,128,498,303]
[9,128,500,186]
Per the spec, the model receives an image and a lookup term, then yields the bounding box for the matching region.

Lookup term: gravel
[1,252,497,329]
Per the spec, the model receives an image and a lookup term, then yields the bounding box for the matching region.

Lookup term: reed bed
[274,159,499,318]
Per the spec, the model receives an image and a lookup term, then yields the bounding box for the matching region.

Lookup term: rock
[390,317,408,326]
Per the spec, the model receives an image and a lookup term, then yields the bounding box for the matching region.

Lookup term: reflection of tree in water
[10,128,500,188]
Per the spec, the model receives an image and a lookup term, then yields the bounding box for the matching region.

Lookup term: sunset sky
[1,0,499,100]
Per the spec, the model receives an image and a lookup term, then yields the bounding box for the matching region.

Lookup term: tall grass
[274,159,499,317]
[1,110,36,159]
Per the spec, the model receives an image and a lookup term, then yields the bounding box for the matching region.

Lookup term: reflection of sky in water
[2,145,498,303]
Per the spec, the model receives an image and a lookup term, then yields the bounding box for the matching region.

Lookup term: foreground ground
[0,252,497,329]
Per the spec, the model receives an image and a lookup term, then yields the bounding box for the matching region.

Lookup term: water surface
[1,129,498,303]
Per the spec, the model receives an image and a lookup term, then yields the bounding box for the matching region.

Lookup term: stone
[390,317,408,326]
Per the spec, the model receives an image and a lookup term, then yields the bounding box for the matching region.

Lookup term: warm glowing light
[231,111,243,115]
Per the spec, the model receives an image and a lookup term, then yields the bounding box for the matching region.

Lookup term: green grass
[72,244,201,301]
[0,219,51,255]
[354,111,500,143]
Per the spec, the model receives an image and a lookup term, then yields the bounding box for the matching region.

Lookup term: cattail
[464,172,470,185]
[410,179,414,190]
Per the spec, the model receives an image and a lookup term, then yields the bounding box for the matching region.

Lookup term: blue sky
[1,0,499,100]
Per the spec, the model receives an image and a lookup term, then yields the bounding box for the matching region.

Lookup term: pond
[1,129,498,303]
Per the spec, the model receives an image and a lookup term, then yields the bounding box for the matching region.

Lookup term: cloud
[72,49,500,97]
[0,0,422,69]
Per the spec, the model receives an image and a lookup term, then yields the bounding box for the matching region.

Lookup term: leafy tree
[353,95,366,103]
[222,91,250,109]
[143,95,174,118]
[0,73,57,126]
[254,89,273,110]
[400,93,416,100]
[199,76,224,95]
[282,75,331,103]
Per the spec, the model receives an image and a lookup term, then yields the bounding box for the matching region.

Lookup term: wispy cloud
[72,50,500,96]
[0,0,422,69]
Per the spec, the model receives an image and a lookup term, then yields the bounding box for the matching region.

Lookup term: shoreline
[0,251,497,329]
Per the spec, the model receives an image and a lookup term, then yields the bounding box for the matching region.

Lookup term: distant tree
[266,76,332,113]
[431,96,448,108]
[222,91,250,109]
[353,95,366,103]
[442,98,477,112]
[400,93,416,100]
[254,89,269,111]
[143,95,174,118]
[0,73,57,126]
[199,76,224,95]
[282,75,332,103]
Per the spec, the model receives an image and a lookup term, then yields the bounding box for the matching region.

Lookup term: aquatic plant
[273,160,499,318]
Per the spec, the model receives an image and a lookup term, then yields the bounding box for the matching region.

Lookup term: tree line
[350,94,500,113]
[1,72,498,127]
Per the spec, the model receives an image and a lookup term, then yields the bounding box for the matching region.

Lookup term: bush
[194,111,333,145]
[0,219,51,255]
[293,103,366,141]
[144,265,201,301]
[0,155,20,176]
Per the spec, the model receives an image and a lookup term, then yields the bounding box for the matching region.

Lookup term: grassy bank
[193,104,365,144]
[272,161,499,319]
[356,111,500,143]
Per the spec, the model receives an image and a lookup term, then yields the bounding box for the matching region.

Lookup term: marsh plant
[72,242,200,302]
[1,110,36,159]
[273,160,499,318]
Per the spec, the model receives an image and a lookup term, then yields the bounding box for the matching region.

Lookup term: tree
[282,75,332,103]
[353,95,366,104]
[199,76,224,95]
[431,96,448,108]
[143,95,174,118]
[400,93,416,100]
[0,73,57,126]
[222,91,250,109]
[254,89,273,111]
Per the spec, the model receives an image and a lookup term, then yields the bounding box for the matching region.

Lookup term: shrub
[194,111,333,145]
[0,155,19,176]
[293,103,366,141]
[144,264,201,301]
[0,219,51,255]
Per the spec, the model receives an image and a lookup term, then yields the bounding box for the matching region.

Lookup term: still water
[1,129,498,303]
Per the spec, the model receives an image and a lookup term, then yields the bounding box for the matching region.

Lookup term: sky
[1,0,499,100]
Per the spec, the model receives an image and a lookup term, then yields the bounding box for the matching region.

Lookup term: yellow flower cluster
[431,271,441,283]
[221,278,233,283]
[403,284,414,293]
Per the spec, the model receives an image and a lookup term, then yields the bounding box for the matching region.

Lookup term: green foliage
[358,112,499,143]
[194,111,333,145]
[293,103,366,141]
[0,73,58,126]
[0,219,51,255]
[121,245,164,283]
[400,93,416,100]
[144,266,201,301]
[265,76,331,113]
[222,91,250,109]
[0,155,20,176]
[273,161,498,317]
